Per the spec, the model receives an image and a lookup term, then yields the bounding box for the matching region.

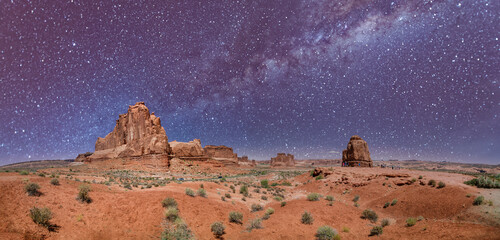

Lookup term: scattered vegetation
[307,193,320,201]
[197,188,207,197]
[261,196,268,200]
[246,218,263,231]
[161,196,193,240]
[391,199,398,206]
[406,217,417,227]
[225,193,231,199]
[281,201,287,207]
[266,208,275,215]
[370,226,383,236]
[20,170,29,175]
[239,185,249,196]
[251,204,263,212]
[315,226,338,240]
[210,222,225,238]
[353,195,360,202]
[384,202,390,208]
[261,179,269,188]
[301,211,314,224]
[381,219,390,227]
[437,181,446,188]
[185,188,195,197]
[165,207,179,221]
[162,198,178,208]
[77,184,91,203]
[315,175,324,180]
[29,207,52,228]
[50,178,60,185]
[473,196,484,205]
[361,209,378,223]
[229,211,243,224]
[25,182,41,196]
[342,226,350,233]
[464,176,500,189]
[325,195,334,201]
[428,179,436,187]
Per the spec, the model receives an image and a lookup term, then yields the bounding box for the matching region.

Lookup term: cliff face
[342,135,372,167]
[169,139,206,157]
[204,145,237,159]
[91,102,171,159]
[271,153,295,167]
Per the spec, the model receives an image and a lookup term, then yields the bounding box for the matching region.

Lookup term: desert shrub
[266,208,274,215]
[239,185,249,196]
[418,175,423,179]
[261,179,269,188]
[124,183,132,190]
[221,196,226,201]
[406,217,417,227]
[251,204,263,212]
[381,219,390,227]
[25,182,41,196]
[165,207,179,221]
[315,226,338,240]
[307,193,320,201]
[354,202,359,207]
[437,181,446,188]
[253,188,260,193]
[315,175,324,180]
[301,211,314,224]
[185,188,195,197]
[261,196,268,200]
[281,201,287,207]
[384,202,390,208]
[246,218,262,231]
[162,198,178,208]
[324,195,334,201]
[49,178,59,185]
[464,176,500,189]
[200,184,204,189]
[417,216,424,221]
[210,221,225,238]
[274,196,283,201]
[161,219,193,240]
[77,184,91,203]
[20,170,29,175]
[29,207,52,228]
[342,226,350,232]
[225,193,231,198]
[391,199,398,206]
[370,226,383,236]
[353,195,360,202]
[428,179,436,187]
[361,209,378,223]
[229,211,243,224]
[197,188,207,197]
[262,213,270,220]
[473,196,484,205]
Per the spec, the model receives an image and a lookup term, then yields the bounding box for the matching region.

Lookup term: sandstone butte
[342,135,373,167]
[270,153,295,167]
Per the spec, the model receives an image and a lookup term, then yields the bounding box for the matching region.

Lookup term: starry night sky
[0,0,499,165]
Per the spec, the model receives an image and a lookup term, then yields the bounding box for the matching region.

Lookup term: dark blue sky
[0,0,499,165]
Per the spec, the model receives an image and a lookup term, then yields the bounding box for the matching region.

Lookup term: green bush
[261,179,269,188]
[77,184,91,203]
[50,178,60,185]
[384,202,390,208]
[225,193,231,198]
[229,211,243,224]
[342,226,350,232]
[185,188,195,197]
[315,175,324,180]
[25,182,40,196]
[266,208,274,215]
[428,179,436,187]
[391,199,398,206]
[315,226,338,240]
[406,217,417,227]
[325,195,334,201]
[473,196,484,205]
[361,209,378,223]
[165,207,179,221]
[197,188,207,197]
[381,219,390,227]
[239,185,249,196]
[370,226,383,236]
[464,176,500,189]
[353,195,360,202]
[437,181,446,189]
[281,201,287,207]
[307,193,320,201]
[246,218,262,231]
[29,207,52,228]
[161,219,193,240]
[301,211,314,224]
[210,221,225,238]
[251,204,263,212]
[261,196,268,200]
[20,170,29,175]
[162,198,178,208]
[418,175,423,179]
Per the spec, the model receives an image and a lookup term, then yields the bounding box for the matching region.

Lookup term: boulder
[341,135,372,167]
[90,102,171,160]
[271,153,295,167]
[169,139,205,157]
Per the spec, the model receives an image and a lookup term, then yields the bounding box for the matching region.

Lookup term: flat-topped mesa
[342,135,372,167]
[169,139,206,158]
[271,153,295,167]
[204,145,237,159]
[238,155,256,167]
[90,102,171,160]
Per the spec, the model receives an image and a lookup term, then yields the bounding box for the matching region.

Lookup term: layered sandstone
[238,156,256,167]
[271,153,295,167]
[169,139,206,158]
[204,145,237,159]
[90,102,171,160]
[342,135,372,167]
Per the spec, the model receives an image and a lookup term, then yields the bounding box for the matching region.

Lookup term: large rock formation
[342,135,372,167]
[90,102,171,160]
[204,145,237,159]
[169,139,206,158]
[238,155,256,167]
[271,153,295,167]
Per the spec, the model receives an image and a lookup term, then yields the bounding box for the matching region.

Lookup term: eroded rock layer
[271,153,295,167]
[342,135,372,167]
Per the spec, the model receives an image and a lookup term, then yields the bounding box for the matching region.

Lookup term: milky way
[0,0,499,164]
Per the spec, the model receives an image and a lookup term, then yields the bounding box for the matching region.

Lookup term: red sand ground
[0,165,499,240]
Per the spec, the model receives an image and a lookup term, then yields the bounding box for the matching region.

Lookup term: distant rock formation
[169,139,206,157]
[342,135,372,167]
[204,145,237,159]
[271,153,295,167]
[238,155,256,167]
[75,152,93,162]
[90,102,171,160]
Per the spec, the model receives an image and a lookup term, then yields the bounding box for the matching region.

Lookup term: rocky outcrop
[311,167,334,177]
[169,139,205,157]
[342,135,372,167]
[271,153,295,167]
[238,156,256,166]
[75,152,93,162]
[204,145,237,159]
[90,102,171,160]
